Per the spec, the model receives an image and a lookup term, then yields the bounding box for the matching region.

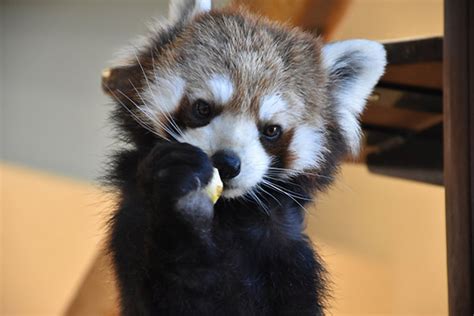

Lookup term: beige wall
[1,163,113,316]
[309,164,447,315]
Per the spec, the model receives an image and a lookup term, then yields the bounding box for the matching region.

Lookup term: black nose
[211,150,241,180]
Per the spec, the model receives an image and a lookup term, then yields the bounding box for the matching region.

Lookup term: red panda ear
[101,65,142,99]
[169,0,212,23]
[322,39,386,156]
[102,0,213,99]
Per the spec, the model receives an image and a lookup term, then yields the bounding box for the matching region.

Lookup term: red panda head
[105,0,386,199]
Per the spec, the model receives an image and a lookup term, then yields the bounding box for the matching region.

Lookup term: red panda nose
[211,150,241,180]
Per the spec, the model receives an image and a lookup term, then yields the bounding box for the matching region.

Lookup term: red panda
[104,0,386,314]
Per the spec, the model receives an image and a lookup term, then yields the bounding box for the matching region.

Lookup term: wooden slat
[362,104,443,132]
[382,37,442,65]
[444,0,474,314]
[382,62,443,90]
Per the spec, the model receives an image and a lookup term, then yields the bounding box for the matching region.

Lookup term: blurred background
[1,0,446,315]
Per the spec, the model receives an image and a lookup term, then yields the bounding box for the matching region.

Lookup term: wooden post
[444,0,474,314]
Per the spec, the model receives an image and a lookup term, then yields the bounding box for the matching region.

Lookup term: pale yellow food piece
[204,168,223,204]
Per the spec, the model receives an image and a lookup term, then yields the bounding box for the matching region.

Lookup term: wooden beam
[444,0,474,314]
[231,0,351,40]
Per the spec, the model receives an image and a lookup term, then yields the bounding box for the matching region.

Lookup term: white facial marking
[207,74,234,105]
[177,114,271,198]
[146,75,186,113]
[259,93,288,122]
[289,126,326,172]
[322,39,386,155]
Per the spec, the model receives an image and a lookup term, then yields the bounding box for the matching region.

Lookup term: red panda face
[105,0,386,199]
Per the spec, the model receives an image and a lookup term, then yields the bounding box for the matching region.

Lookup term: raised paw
[137,142,214,202]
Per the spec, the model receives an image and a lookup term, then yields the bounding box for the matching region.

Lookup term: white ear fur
[322,39,386,155]
[169,0,212,23]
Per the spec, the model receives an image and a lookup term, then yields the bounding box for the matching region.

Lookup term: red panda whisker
[261,179,310,213]
[261,180,310,209]
[267,167,333,180]
[254,188,273,211]
[256,184,283,208]
[263,174,315,197]
[267,167,355,193]
[248,189,271,216]
[109,87,170,141]
[147,49,185,138]
[127,80,181,140]
[132,49,186,140]
[146,51,183,138]
[115,87,176,141]
[262,178,313,202]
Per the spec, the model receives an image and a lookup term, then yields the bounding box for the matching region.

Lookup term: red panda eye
[193,100,212,118]
[263,125,282,140]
